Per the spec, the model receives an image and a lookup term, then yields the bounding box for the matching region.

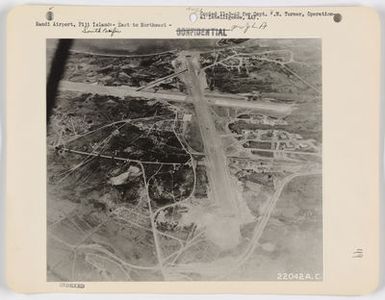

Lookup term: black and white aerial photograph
[46,38,322,282]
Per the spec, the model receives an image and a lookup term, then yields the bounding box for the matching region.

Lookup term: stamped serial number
[59,282,85,289]
[277,272,321,281]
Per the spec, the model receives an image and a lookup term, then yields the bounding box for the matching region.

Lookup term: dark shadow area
[46,38,73,124]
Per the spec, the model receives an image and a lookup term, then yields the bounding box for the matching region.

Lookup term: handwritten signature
[81,25,122,37]
[230,21,268,33]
